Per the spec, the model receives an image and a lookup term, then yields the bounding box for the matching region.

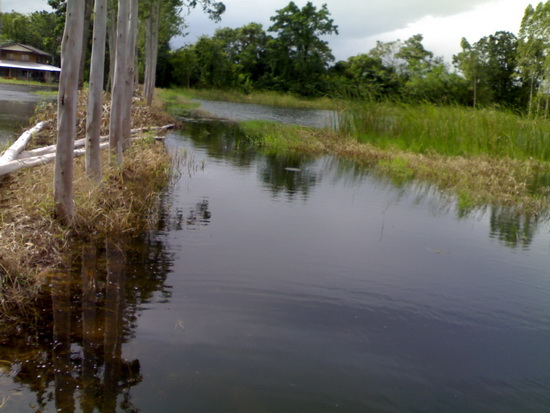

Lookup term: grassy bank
[0,77,58,88]
[0,92,177,320]
[240,119,550,215]
[339,102,550,161]
[162,87,338,110]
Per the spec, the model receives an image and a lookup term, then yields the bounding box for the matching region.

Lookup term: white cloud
[1,0,536,65]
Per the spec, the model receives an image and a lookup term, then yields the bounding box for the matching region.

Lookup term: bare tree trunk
[107,0,117,92]
[54,0,85,225]
[109,0,130,164]
[86,0,108,181]
[144,0,160,106]
[122,0,139,149]
[79,0,94,89]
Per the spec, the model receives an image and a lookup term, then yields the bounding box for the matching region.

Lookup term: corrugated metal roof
[0,60,61,72]
[0,43,52,57]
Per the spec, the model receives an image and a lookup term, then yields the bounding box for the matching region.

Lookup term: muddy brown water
[0,98,549,412]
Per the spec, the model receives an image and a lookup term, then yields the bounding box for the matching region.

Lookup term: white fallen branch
[0,121,50,163]
[0,131,169,178]
[19,135,110,159]
[17,124,174,159]
[0,142,110,178]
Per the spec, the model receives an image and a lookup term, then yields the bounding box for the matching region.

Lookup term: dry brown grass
[0,91,177,320]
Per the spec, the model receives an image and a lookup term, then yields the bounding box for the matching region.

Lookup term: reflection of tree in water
[259,153,319,201]
[489,207,539,249]
[1,243,170,410]
[0,193,212,411]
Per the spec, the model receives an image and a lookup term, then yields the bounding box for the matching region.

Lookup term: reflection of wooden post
[50,271,75,413]
[81,243,98,413]
[103,240,126,412]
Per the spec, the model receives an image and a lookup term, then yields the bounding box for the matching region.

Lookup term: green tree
[266,1,338,95]
[329,54,399,99]
[453,37,489,107]
[396,34,435,78]
[0,11,61,63]
[170,45,197,87]
[517,2,550,117]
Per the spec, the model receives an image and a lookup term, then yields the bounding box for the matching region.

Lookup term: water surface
[0,83,56,146]
[0,116,549,412]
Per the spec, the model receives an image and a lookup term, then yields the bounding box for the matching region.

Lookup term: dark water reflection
[1,119,550,412]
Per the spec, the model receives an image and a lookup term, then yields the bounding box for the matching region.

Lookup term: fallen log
[0,142,110,178]
[17,124,175,159]
[18,136,109,159]
[0,121,50,163]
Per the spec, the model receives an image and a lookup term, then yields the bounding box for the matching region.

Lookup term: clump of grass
[240,120,326,154]
[163,87,338,110]
[0,138,173,320]
[338,101,550,161]
[156,88,201,116]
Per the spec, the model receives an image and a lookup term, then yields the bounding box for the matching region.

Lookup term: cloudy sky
[2,0,537,63]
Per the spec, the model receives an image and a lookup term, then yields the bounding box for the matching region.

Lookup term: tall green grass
[338,101,550,161]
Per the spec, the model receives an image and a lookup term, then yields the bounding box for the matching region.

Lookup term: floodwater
[1,101,550,412]
[0,84,56,146]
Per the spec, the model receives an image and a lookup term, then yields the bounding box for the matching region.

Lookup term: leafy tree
[0,11,62,63]
[453,37,489,107]
[455,32,524,108]
[213,23,268,86]
[142,0,225,105]
[517,1,550,116]
[266,1,338,95]
[329,54,399,100]
[396,34,435,78]
[477,31,523,107]
[192,35,232,88]
[170,45,197,87]
[402,63,470,105]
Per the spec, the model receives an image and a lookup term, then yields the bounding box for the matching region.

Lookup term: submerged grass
[241,119,550,215]
[163,87,338,110]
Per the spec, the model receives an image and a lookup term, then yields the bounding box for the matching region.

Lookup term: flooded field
[0,96,549,412]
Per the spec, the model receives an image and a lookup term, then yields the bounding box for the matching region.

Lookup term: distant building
[0,43,61,83]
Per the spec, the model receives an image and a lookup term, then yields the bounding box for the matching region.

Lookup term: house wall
[0,50,49,64]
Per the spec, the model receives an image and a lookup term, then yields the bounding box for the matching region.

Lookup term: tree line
[163,1,548,115]
[0,0,549,115]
